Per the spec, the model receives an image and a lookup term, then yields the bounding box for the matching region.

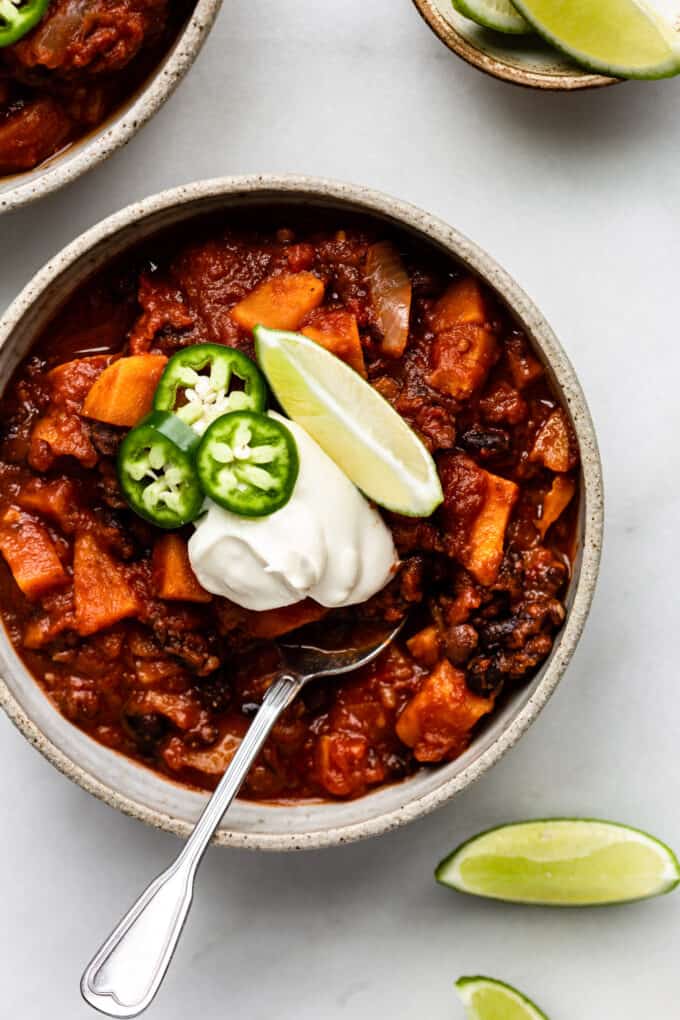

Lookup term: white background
[2,1,680,1016]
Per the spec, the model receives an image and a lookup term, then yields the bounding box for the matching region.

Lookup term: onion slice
[366,241,412,357]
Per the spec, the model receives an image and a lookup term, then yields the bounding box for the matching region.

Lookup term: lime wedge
[456,977,548,1020]
[436,819,680,906]
[254,326,443,517]
[512,0,680,79]
[452,0,532,35]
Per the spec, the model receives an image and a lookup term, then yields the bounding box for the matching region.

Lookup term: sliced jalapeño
[0,0,50,47]
[117,411,203,529]
[196,411,299,517]
[154,344,267,435]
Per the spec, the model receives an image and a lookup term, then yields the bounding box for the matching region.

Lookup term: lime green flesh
[254,327,443,517]
[452,0,532,34]
[437,819,680,906]
[512,0,680,79]
[456,977,548,1020]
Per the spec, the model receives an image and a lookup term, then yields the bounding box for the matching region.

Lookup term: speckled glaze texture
[0,176,604,850]
[0,0,222,213]
[412,0,618,91]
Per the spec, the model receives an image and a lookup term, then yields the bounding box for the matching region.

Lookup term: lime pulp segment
[436,819,680,906]
[254,327,443,517]
[511,0,680,79]
[451,0,532,35]
[456,976,549,1020]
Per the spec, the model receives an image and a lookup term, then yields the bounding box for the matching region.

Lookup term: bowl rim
[411,0,618,91]
[0,174,604,850]
[0,0,223,214]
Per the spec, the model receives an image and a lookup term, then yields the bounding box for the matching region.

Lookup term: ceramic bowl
[0,0,222,213]
[0,175,603,850]
[412,0,618,91]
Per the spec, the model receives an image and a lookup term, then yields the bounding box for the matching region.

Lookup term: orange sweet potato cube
[396,659,492,762]
[81,354,168,428]
[463,471,519,586]
[73,532,141,635]
[302,309,367,376]
[0,510,68,600]
[536,475,576,539]
[245,599,328,639]
[152,534,212,603]
[530,410,578,473]
[231,272,325,332]
[406,625,442,667]
[428,278,497,399]
[432,276,488,331]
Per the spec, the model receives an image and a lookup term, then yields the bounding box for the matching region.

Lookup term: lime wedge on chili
[254,326,443,517]
[452,0,532,35]
[511,0,680,79]
[436,819,680,906]
[456,976,549,1020]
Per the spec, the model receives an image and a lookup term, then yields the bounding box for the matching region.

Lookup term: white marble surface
[1,1,679,1016]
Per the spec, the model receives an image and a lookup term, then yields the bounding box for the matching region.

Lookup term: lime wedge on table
[436,819,680,906]
[452,0,532,35]
[456,977,548,1020]
[254,326,443,517]
[512,0,680,79]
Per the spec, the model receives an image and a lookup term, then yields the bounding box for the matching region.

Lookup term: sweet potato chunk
[29,411,97,470]
[396,659,492,762]
[152,535,212,604]
[428,278,497,399]
[406,625,441,668]
[432,276,488,331]
[530,410,578,473]
[316,733,384,798]
[429,325,497,400]
[463,471,519,586]
[81,354,168,427]
[17,478,79,533]
[302,309,366,376]
[536,475,576,539]
[231,272,325,332]
[73,532,141,636]
[0,510,68,600]
[245,599,328,639]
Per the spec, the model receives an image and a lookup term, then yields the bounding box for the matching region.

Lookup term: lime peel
[436,818,680,906]
[451,0,532,35]
[254,326,443,517]
[511,0,680,80]
[456,976,549,1020]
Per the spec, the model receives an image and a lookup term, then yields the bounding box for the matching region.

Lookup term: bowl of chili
[0,175,603,850]
[0,0,222,212]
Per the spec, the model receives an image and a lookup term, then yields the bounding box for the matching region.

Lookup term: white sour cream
[188,413,398,611]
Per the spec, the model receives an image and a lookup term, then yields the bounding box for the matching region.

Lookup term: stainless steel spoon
[80,619,402,1018]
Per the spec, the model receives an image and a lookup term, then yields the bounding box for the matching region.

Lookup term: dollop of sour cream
[188,413,398,611]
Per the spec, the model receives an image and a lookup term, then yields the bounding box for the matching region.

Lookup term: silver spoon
[80,619,403,1018]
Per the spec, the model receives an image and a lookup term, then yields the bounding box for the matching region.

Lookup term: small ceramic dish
[0,0,222,214]
[412,0,618,90]
[0,175,603,850]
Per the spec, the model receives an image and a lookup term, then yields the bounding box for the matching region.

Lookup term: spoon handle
[80,671,302,1018]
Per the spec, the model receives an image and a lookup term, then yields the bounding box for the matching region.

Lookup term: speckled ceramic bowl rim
[0,175,603,850]
[0,0,222,214]
[411,0,618,91]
